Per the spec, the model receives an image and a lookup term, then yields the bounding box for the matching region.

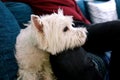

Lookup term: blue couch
[0,1,32,80]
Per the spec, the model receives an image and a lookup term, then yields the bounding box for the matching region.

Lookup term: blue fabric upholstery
[115,0,120,19]
[76,0,86,17]
[4,2,32,29]
[0,1,20,80]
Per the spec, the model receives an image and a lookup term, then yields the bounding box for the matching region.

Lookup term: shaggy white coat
[15,9,87,80]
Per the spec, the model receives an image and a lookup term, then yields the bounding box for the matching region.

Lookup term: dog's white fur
[15,9,87,80]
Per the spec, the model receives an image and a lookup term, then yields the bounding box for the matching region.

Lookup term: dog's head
[30,9,87,55]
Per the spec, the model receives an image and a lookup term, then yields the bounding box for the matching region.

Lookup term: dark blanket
[50,47,106,80]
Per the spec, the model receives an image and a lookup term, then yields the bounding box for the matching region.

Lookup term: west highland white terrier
[15,9,87,80]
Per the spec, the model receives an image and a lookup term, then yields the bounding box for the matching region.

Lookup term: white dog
[15,9,87,80]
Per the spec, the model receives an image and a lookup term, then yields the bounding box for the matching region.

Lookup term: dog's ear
[58,8,64,16]
[31,14,43,32]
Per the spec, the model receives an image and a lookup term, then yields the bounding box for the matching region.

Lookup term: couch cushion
[4,2,32,29]
[86,0,118,23]
[115,0,120,19]
[0,1,20,80]
[76,0,87,17]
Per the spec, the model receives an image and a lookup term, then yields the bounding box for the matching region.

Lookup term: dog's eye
[63,26,69,32]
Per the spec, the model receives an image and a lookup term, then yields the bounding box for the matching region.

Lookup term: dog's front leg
[42,63,57,80]
[17,69,44,80]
